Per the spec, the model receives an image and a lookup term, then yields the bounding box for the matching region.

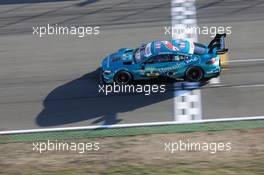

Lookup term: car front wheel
[114,71,132,85]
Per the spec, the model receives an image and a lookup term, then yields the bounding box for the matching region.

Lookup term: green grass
[24,164,263,175]
[0,119,263,143]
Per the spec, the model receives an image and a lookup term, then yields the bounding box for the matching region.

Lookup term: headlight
[103,70,112,74]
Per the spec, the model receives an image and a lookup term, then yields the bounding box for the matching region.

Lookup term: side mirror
[141,43,146,47]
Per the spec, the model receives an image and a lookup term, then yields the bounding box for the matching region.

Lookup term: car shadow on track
[36,68,203,127]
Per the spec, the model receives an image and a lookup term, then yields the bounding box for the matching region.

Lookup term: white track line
[0,116,263,135]
[225,58,264,63]
[203,83,264,89]
[229,84,264,88]
[210,59,264,85]
[209,77,221,85]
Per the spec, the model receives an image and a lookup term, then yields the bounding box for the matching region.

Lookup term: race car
[100,33,228,85]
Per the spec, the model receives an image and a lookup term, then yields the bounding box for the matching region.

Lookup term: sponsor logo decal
[179,42,186,48]
[188,40,195,54]
[156,42,161,49]
[146,72,160,77]
[162,41,179,51]
[185,56,199,64]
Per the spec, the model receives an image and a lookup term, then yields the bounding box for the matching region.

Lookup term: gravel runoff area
[0,128,263,175]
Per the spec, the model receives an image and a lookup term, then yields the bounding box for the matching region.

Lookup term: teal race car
[100,34,228,85]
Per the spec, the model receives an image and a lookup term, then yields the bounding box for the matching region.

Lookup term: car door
[142,54,175,78]
[169,54,190,78]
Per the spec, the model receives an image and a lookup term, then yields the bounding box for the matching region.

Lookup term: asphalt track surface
[0,0,263,130]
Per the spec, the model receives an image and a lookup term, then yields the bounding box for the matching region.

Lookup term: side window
[173,55,188,61]
[145,54,173,64]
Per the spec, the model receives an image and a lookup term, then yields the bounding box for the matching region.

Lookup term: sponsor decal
[179,42,186,48]
[146,72,160,77]
[162,41,179,51]
[185,56,199,64]
[188,40,195,54]
[156,42,161,49]
[155,42,161,53]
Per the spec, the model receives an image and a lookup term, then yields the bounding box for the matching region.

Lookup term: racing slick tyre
[114,71,132,85]
[185,67,204,82]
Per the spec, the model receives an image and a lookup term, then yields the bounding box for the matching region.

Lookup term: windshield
[134,42,152,63]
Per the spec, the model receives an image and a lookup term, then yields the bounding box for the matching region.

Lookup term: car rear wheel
[185,67,204,82]
[114,71,132,85]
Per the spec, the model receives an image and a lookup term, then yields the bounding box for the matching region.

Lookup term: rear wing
[208,33,228,55]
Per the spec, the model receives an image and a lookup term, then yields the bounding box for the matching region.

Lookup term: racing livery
[100,34,228,85]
